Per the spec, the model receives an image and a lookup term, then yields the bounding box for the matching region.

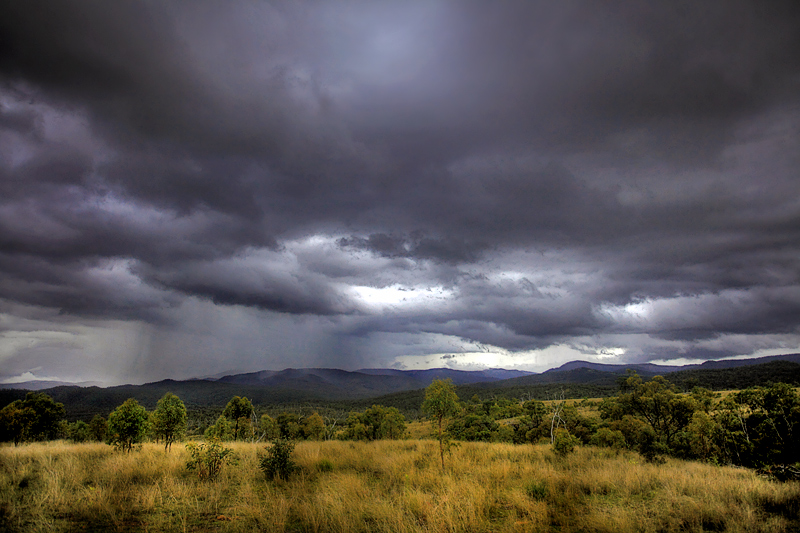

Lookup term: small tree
[422,379,461,469]
[69,421,91,443]
[152,392,187,451]
[223,396,254,440]
[301,412,326,440]
[108,398,149,452]
[276,413,302,439]
[259,438,298,480]
[205,415,234,441]
[259,414,279,440]
[89,414,108,442]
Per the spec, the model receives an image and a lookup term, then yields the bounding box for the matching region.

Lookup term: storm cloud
[1,0,800,384]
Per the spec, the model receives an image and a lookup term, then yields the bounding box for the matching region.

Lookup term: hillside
[2,357,799,422]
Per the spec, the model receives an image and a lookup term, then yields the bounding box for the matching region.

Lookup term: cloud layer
[1,1,800,383]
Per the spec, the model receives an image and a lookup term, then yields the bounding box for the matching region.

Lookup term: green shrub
[552,428,580,457]
[186,439,237,480]
[590,427,626,449]
[259,438,298,480]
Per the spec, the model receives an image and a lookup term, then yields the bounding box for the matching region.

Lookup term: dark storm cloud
[1,0,800,376]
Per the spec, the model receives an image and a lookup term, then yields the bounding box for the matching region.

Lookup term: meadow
[2,439,799,533]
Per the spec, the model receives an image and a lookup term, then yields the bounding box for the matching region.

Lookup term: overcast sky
[1,1,800,385]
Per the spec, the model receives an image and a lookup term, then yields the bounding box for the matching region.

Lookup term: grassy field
[1,439,799,532]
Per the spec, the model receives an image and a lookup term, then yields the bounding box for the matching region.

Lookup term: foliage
[259,438,298,480]
[301,412,326,440]
[69,420,91,443]
[276,412,302,439]
[185,439,237,480]
[552,428,580,457]
[341,405,406,441]
[713,383,800,467]
[422,379,461,469]
[88,414,107,442]
[0,401,35,445]
[259,413,279,439]
[617,374,696,447]
[447,413,498,442]
[152,392,187,451]
[0,392,65,445]
[602,373,696,461]
[223,396,254,440]
[204,415,233,441]
[107,398,149,452]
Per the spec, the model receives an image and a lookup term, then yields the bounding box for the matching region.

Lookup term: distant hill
[0,367,533,421]
[0,380,103,390]
[547,353,800,375]
[546,361,682,374]
[214,367,530,395]
[2,356,799,422]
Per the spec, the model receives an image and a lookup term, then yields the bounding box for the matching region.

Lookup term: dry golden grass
[1,439,798,532]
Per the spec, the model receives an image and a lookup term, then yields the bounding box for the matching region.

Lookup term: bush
[259,438,298,480]
[186,439,237,480]
[552,428,580,457]
[590,427,626,449]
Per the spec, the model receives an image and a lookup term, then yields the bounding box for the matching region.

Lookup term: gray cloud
[1,0,800,382]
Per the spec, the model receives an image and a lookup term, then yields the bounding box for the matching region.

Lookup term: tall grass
[1,440,798,532]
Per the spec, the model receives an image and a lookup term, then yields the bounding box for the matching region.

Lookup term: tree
[205,415,233,441]
[422,379,461,469]
[716,383,800,466]
[152,392,187,451]
[341,405,406,441]
[612,373,697,457]
[0,392,65,445]
[0,401,35,445]
[68,421,91,443]
[259,414,279,440]
[108,398,149,452]
[223,396,254,440]
[276,413,302,439]
[89,415,108,442]
[301,412,326,440]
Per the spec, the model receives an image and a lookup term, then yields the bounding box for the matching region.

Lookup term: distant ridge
[547,353,800,375]
[213,367,531,396]
[546,361,683,374]
[1,357,799,421]
[0,380,104,390]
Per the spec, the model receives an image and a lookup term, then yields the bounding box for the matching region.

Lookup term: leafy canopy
[152,392,187,451]
[108,398,149,452]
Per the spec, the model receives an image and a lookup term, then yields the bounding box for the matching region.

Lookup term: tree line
[2,375,797,470]
[444,373,799,468]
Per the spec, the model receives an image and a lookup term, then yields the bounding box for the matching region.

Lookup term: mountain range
[1,354,799,421]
